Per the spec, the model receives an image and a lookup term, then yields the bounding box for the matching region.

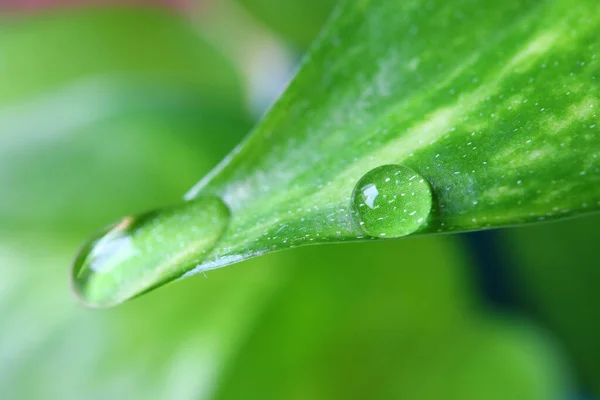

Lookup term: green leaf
[191,0,600,247]
[0,7,574,391]
[195,0,600,262]
[72,0,600,304]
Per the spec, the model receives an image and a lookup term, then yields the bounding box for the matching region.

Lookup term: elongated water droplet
[71,196,230,308]
[351,165,432,238]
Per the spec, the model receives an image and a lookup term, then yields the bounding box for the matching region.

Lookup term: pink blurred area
[0,0,191,12]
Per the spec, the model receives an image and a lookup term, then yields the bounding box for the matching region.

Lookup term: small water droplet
[71,196,230,308]
[350,165,432,238]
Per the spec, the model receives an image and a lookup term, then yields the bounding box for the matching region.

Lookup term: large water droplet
[71,196,230,308]
[351,165,432,238]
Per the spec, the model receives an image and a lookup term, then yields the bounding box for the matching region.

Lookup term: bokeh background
[0,1,599,399]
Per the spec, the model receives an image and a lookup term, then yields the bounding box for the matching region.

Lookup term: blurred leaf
[0,232,571,399]
[232,0,337,48]
[0,6,240,105]
[0,5,573,393]
[0,84,248,235]
[501,214,600,394]
[208,241,570,400]
[0,0,188,13]
[179,0,600,272]
[0,6,250,235]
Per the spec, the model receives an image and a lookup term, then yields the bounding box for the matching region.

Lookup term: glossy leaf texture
[0,5,575,395]
[183,0,600,274]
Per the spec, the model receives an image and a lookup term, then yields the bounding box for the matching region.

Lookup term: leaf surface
[185,0,600,273]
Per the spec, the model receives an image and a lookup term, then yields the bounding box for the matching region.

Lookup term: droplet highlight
[351,165,432,238]
[71,196,230,308]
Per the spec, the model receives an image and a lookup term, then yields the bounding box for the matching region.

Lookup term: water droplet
[351,165,432,238]
[71,196,230,308]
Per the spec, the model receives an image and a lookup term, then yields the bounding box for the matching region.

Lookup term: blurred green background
[0,1,598,399]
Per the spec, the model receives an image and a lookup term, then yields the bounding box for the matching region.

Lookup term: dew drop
[351,165,432,238]
[71,196,230,308]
